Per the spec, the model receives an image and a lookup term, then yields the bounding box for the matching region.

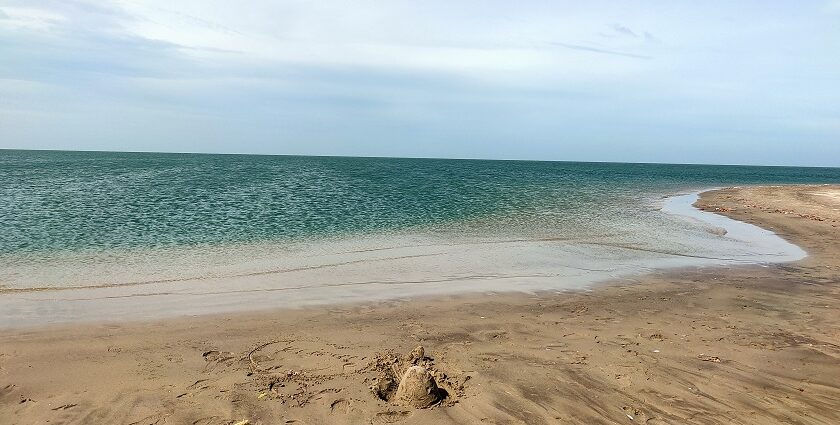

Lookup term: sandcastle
[394,365,441,408]
[371,345,444,408]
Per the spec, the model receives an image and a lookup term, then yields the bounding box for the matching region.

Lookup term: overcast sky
[1,0,838,166]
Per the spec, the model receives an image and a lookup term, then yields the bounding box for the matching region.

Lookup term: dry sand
[1,185,839,424]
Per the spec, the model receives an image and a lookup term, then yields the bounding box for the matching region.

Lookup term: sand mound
[368,346,466,409]
[394,366,441,408]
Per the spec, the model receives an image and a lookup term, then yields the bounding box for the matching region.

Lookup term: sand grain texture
[1,185,839,424]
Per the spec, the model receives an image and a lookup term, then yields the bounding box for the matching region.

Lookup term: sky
[0,0,838,166]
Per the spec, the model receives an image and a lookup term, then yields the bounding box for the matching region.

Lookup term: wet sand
[1,185,839,424]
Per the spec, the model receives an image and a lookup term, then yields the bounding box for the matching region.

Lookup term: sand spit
[1,185,839,424]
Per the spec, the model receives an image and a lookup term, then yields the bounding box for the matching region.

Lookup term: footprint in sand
[202,350,237,372]
[190,416,223,425]
[329,398,351,414]
[371,410,410,424]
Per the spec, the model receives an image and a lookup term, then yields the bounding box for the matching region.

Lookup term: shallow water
[0,150,838,326]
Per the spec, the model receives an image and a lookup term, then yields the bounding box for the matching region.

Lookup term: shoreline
[2,185,840,424]
[0,188,808,329]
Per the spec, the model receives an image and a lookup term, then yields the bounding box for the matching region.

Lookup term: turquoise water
[1,149,840,295]
[3,149,840,255]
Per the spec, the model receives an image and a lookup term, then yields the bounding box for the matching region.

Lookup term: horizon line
[2,147,839,170]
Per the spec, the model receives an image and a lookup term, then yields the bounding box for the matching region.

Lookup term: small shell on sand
[394,366,440,408]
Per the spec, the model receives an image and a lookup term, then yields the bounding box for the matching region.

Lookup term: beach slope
[1,185,839,424]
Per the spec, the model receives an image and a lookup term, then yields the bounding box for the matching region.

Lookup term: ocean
[1,150,839,325]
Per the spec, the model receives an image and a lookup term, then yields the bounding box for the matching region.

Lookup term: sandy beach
[1,185,839,425]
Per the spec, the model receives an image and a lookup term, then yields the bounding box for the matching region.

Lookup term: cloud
[550,42,651,59]
[137,3,246,37]
[611,23,638,38]
[0,30,194,84]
